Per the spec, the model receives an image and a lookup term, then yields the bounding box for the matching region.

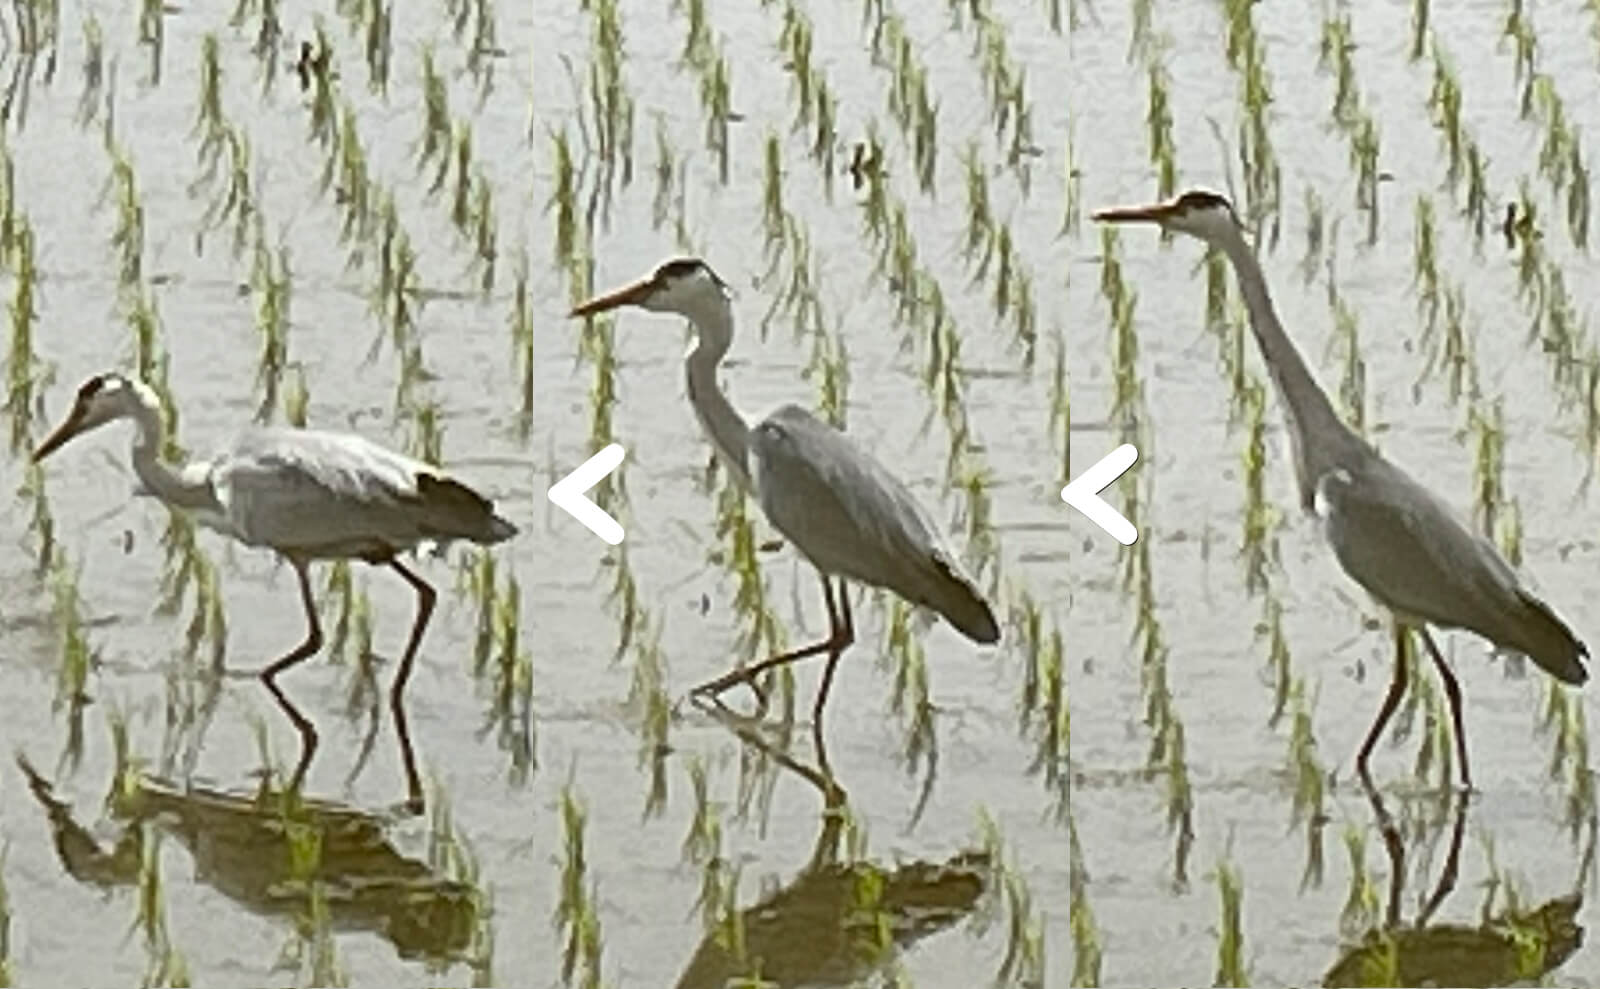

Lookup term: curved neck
[126,386,215,512]
[1215,225,1364,506]
[680,296,752,491]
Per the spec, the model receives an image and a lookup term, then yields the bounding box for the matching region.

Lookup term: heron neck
[682,300,753,491]
[1217,226,1362,503]
[127,390,215,513]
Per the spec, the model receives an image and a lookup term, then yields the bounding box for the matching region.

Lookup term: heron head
[1093,189,1240,242]
[32,372,146,462]
[569,257,731,319]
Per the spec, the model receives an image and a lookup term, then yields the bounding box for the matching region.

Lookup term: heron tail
[1507,590,1588,686]
[417,473,519,546]
[924,553,1001,645]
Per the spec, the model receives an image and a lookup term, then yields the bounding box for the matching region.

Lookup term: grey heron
[1094,189,1587,791]
[31,372,518,813]
[568,258,1000,746]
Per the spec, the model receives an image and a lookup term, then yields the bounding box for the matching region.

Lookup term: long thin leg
[811,579,855,772]
[1358,625,1410,928]
[1356,625,1412,791]
[691,573,852,699]
[259,561,324,800]
[1417,789,1470,926]
[388,559,437,816]
[1418,629,1473,792]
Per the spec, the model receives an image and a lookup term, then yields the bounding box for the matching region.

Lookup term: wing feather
[212,428,433,556]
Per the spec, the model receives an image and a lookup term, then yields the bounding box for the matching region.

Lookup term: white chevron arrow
[549,443,626,545]
[1061,444,1140,545]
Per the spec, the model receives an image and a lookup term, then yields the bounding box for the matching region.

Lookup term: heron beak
[31,410,86,463]
[569,278,655,318]
[1091,201,1180,224]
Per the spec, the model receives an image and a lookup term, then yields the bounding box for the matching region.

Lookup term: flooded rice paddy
[0,0,1593,984]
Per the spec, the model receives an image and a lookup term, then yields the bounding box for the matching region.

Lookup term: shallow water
[1,0,1596,985]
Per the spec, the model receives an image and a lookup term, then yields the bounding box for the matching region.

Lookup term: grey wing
[750,406,945,581]
[1317,459,1523,631]
[749,407,1000,643]
[212,428,433,557]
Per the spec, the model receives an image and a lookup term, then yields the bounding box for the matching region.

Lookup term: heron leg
[388,559,437,817]
[811,579,855,772]
[259,561,324,802]
[1356,625,1412,792]
[690,574,854,709]
[1418,629,1473,793]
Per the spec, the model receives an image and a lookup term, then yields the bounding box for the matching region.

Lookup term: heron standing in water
[32,372,519,813]
[569,259,1000,747]
[1094,190,1587,790]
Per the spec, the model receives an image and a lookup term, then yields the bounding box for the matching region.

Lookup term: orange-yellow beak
[1091,201,1180,224]
[569,277,655,318]
[32,408,87,463]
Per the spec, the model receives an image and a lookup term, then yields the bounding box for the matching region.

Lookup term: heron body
[33,372,518,813]
[749,405,1000,643]
[1095,189,1586,789]
[571,259,998,745]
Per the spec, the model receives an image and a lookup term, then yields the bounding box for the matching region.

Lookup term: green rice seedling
[1286,678,1327,888]
[193,127,257,260]
[418,46,451,180]
[554,782,607,988]
[486,570,536,785]
[304,24,338,147]
[884,599,938,817]
[548,130,577,268]
[4,216,38,455]
[624,611,670,819]
[974,811,1047,985]
[282,364,309,427]
[1469,398,1506,538]
[1023,621,1071,820]
[450,122,474,236]
[1068,818,1101,985]
[471,170,497,294]
[1261,595,1292,725]
[137,0,165,85]
[131,827,191,987]
[21,460,57,575]
[362,0,393,94]
[330,103,374,251]
[1059,116,1082,237]
[1212,857,1249,986]
[1427,47,1465,189]
[1411,0,1430,60]
[1145,54,1177,202]
[104,141,145,291]
[1239,378,1276,594]
[193,35,227,169]
[1413,196,1440,344]
[50,557,93,774]
[1340,825,1382,938]
[249,233,292,423]
[509,249,534,438]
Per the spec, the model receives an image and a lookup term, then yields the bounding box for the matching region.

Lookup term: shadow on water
[17,753,479,964]
[675,698,989,988]
[1322,784,1584,987]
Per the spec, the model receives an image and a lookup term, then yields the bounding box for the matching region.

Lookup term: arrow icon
[549,443,627,545]
[1061,444,1140,545]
